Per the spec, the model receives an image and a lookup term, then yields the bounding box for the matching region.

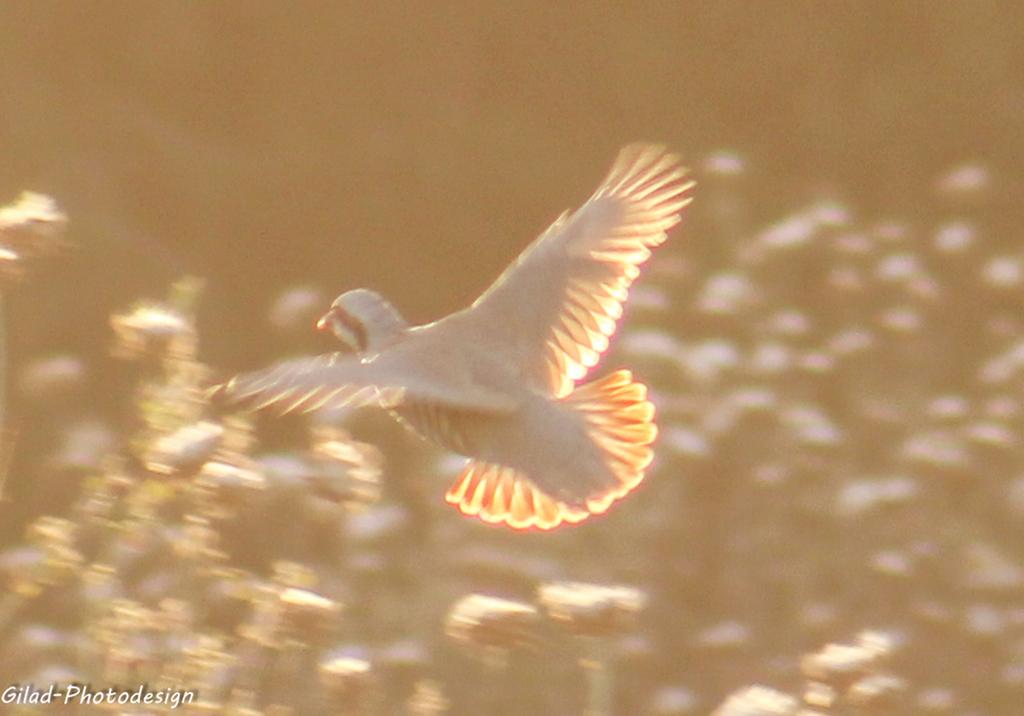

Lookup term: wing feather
[456,144,693,397]
[219,350,516,415]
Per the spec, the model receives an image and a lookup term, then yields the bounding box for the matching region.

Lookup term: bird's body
[221,144,694,529]
[395,379,617,503]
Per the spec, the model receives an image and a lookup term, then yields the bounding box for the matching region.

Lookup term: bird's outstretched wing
[217,350,518,415]
[454,144,693,398]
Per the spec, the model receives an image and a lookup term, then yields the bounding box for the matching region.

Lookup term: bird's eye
[336,309,368,351]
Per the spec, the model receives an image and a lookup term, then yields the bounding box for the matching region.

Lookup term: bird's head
[317,289,408,356]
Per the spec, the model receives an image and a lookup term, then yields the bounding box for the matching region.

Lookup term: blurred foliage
[1,3,1023,715]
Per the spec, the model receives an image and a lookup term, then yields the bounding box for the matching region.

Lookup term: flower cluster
[0,192,67,284]
[2,151,1021,714]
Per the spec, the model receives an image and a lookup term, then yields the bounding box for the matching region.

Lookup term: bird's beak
[316,308,336,333]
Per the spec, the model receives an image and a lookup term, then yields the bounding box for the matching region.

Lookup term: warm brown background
[3,2,1021,368]
[2,3,1023,713]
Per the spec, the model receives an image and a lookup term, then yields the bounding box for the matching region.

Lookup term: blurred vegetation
[1,3,1023,715]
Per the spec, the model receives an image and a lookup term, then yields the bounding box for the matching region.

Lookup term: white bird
[220,144,694,530]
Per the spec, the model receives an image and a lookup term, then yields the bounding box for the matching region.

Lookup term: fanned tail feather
[445,369,656,530]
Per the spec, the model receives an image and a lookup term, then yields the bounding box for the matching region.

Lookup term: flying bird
[219,144,694,530]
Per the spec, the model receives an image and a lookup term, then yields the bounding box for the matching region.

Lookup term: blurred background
[1,2,1023,714]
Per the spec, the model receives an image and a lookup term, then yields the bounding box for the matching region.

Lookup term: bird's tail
[563,369,657,509]
[445,370,656,530]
